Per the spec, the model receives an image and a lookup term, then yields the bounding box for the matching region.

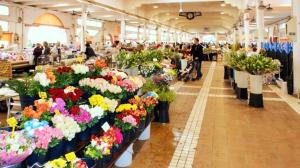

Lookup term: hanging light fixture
[266,4,273,11]
[258,0,266,9]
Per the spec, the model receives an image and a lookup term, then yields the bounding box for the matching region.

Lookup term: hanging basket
[249,74,264,108]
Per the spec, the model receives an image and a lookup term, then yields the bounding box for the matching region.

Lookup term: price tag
[101,122,110,132]
[6,117,17,138]
[65,152,76,162]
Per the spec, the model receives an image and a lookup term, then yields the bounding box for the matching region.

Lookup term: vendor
[33,43,43,65]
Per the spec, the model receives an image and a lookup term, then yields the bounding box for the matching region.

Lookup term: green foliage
[84,145,103,160]
[6,75,41,97]
[114,118,134,132]
[142,79,158,93]
[224,51,247,71]
[53,72,74,88]
[158,90,176,103]
[244,54,281,75]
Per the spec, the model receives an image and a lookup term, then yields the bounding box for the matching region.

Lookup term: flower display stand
[115,144,134,167]
[138,123,151,140]
[249,74,264,108]
[235,71,248,100]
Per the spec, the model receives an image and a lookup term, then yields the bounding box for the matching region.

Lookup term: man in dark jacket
[33,43,43,65]
[85,43,96,59]
[191,38,203,80]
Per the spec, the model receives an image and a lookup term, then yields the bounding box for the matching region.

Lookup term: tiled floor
[131,62,300,168]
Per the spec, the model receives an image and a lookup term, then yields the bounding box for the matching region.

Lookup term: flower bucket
[138,123,151,141]
[20,95,36,110]
[122,129,136,145]
[76,128,91,142]
[63,139,76,153]
[137,119,146,132]
[47,141,65,161]
[95,159,104,168]
[81,158,96,168]
[153,105,159,122]
[224,66,229,80]
[249,74,264,108]
[235,71,248,100]
[26,152,47,167]
[115,144,133,167]
[158,101,170,123]
[103,154,113,164]
[2,163,23,168]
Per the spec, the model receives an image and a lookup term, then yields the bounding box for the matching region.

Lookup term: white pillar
[215,32,218,42]
[293,0,300,93]
[143,23,148,42]
[238,27,243,45]
[233,29,237,43]
[120,16,126,43]
[137,26,141,42]
[244,13,250,48]
[156,26,161,43]
[256,0,265,49]
[80,5,87,52]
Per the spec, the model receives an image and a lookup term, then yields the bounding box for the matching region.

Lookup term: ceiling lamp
[258,0,266,9]
[153,5,158,9]
[246,5,252,11]
[220,12,225,15]
[221,3,226,7]
[179,2,183,13]
[179,12,202,20]
[266,4,273,11]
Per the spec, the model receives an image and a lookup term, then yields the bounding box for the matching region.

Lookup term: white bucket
[138,123,151,140]
[115,144,134,167]
[250,74,263,94]
[235,70,240,85]
[238,71,248,88]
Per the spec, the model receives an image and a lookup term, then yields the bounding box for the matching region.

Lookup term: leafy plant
[142,79,158,93]
[6,75,41,97]
[158,90,176,103]
[244,54,281,75]
[224,51,247,71]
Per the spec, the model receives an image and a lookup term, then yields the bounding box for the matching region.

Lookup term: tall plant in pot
[226,51,248,100]
[157,89,176,123]
[245,54,280,107]
[6,76,41,109]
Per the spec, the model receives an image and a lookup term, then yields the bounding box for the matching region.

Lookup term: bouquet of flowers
[33,125,64,156]
[69,105,92,131]
[44,157,89,168]
[34,68,56,87]
[48,86,83,104]
[24,119,48,137]
[115,104,140,132]
[103,126,123,146]
[84,135,113,159]
[71,64,89,75]
[51,115,81,141]
[50,98,69,116]
[54,66,74,88]
[0,130,35,167]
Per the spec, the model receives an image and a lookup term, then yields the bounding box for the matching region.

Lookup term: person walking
[191,38,203,80]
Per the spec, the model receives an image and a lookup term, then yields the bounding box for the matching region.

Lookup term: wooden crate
[0,60,12,80]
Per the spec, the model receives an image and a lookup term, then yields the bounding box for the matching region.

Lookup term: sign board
[287,17,297,42]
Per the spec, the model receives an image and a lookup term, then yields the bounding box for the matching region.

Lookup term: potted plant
[244,54,280,107]
[6,76,41,109]
[157,89,176,123]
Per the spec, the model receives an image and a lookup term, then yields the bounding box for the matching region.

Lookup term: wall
[0,2,77,49]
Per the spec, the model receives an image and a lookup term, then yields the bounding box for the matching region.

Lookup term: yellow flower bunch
[116,104,137,112]
[49,158,67,168]
[38,91,47,99]
[89,95,109,111]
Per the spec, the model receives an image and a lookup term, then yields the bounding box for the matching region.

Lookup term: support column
[233,29,237,44]
[137,26,141,42]
[215,32,218,42]
[80,5,87,52]
[244,13,250,48]
[156,26,161,43]
[143,23,148,42]
[120,16,126,43]
[256,0,265,50]
[293,0,300,93]
[238,27,243,45]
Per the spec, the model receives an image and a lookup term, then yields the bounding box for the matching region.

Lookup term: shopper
[33,43,43,65]
[191,38,203,80]
[43,42,50,56]
[85,43,96,60]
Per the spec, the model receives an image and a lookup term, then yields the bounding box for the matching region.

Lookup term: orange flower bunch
[23,106,43,119]
[95,59,107,68]
[34,99,51,114]
[45,68,56,84]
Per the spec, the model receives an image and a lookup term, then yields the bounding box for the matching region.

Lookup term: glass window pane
[0,20,9,31]
[0,5,9,16]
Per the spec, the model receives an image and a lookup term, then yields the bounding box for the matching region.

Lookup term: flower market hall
[0,0,300,167]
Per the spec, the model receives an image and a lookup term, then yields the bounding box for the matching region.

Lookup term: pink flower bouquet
[0,130,35,167]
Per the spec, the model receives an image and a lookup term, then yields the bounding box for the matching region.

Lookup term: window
[0,5,9,16]
[0,20,9,32]
[28,25,67,44]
